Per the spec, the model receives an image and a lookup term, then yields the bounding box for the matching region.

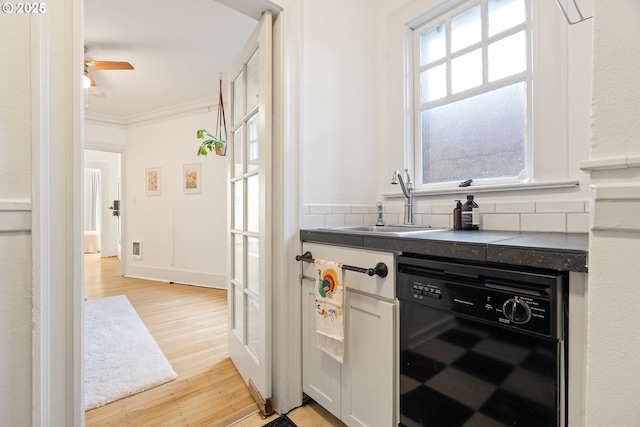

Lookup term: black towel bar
[295,251,388,278]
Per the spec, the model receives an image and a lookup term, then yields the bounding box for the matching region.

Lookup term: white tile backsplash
[432,203,453,214]
[363,213,378,225]
[481,214,521,231]
[521,213,566,232]
[324,214,346,227]
[302,200,588,233]
[382,213,401,226]
[567,213,589,233]
[536,201,585,213]
[385,204,405,215]
[309,204,333,214]
[478,201,495,214]
[345,214,365,226]
[495,201,536,213]
[421,214,452,228]
[413,201,432,214]
[302,214,325,229]
[331,205,351,214]
[351,205,370,214]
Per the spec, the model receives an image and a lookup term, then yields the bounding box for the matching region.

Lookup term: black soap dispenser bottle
[453,200,462,230]
[461,195,479,230]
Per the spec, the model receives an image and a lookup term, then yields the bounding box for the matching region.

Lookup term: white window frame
[401,0,572,194]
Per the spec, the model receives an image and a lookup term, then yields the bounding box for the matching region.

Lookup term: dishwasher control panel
[397,256,565,339]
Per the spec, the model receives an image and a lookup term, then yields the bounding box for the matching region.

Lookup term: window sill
[383,179,580,199]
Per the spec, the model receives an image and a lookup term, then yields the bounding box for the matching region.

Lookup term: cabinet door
[342,290,396,427]
[302,277,342,418]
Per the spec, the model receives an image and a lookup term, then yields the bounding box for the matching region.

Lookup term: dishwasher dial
[502,297,532,324]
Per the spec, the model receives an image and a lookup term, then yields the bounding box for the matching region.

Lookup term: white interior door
[227,11,273,414]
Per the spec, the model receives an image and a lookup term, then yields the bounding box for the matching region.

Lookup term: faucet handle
[376,201,382,208]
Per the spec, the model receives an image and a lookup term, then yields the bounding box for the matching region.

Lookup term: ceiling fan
[83,54,134,88]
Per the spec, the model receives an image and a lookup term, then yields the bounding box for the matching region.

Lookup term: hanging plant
[196,129,225,156]
[196,77,228,157]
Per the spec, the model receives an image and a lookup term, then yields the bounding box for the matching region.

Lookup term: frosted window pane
[420,24,445,65]
[420,64,447,103]
[233,180,243,230]
[489,31,526,81]
[233,286,244,339]
[451,49,482,93]
[233,234,243,283]
[420,82,526,183]
[247,175,259,233]
[247,50,260,113]
[247,113,259,172]
[451,6,481,53]
[247,237,259,295]
[247,50,259,113]
[247,295,259,357]
[489,0,525,37]
[233,127,243,177]
[233,71,244,124]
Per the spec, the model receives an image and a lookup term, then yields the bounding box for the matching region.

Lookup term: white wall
[302,0,593,235]
[85,119,127,149]
[123,111,228,288]
[301,0,378,205]
[0,11,33,423]
[84,109,228,287]
[584,1,640,425]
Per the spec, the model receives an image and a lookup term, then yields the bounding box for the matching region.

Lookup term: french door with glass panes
[227,11,273,413]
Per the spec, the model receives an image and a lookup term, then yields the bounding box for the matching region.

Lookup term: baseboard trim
[125,265,227,289]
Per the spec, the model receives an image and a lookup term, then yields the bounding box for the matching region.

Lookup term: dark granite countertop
[300,228,588,273]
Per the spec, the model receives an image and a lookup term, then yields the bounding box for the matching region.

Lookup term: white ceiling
[83,0,259,120]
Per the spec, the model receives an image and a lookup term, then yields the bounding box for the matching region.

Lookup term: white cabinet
[342,290,395,427]
[301,243,397,427]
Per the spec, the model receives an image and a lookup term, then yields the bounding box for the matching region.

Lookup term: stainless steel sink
[327,225,445,236]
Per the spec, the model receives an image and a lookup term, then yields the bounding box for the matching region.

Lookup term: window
[413,0,532,188]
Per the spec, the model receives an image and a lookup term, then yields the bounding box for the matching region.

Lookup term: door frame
[31,0,85,424]
[269,2,304,413]
[33,0,303,424]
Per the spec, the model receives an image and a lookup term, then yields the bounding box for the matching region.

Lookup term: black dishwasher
[397,255,567,427]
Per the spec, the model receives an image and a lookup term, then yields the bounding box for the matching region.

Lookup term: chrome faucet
[391,169,414,225]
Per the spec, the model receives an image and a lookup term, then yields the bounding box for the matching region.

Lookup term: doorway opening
[84,149,121,262]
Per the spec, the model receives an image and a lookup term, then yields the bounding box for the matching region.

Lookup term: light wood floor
[84,254,258,426]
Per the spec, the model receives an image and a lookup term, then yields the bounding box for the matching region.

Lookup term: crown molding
[84,96,218,128]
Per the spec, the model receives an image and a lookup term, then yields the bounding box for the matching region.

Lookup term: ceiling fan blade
[87,71,96,87]
[85,61,134,71]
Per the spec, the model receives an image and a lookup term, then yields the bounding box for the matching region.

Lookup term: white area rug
[84,295,177,410]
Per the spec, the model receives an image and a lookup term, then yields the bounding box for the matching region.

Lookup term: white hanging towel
[314,259,345,363]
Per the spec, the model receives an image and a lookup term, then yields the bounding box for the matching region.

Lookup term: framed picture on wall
[183,163,201,194]
[146,167,161,195]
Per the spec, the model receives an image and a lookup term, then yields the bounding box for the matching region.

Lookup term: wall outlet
[132,241,142,260]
